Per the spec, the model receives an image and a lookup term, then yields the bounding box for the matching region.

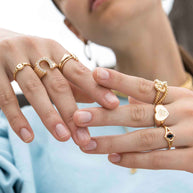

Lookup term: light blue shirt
[0,98,193,193]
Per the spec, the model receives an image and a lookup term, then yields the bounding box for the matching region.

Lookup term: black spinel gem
[167,133,174,139]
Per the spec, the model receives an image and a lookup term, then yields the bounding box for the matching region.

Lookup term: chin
[96,2,130,32]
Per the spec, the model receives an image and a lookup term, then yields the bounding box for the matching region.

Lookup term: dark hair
[169,0,193,75]
[52,0,63,14]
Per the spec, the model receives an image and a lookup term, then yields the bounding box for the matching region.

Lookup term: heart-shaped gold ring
[154,104,169,127]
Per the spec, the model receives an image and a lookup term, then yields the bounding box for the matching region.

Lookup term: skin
[74,68,193,173]
[53,0,193,172]
[55,0,186,85]
[0,28,119,145]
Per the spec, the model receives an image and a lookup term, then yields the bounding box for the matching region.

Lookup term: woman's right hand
[0,28,119,145]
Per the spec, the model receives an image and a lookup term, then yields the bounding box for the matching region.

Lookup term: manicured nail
[77,128,90,142]
[77,111,92,123]
[97,68,110,80]
[55,124,69,139]
[20,128,33,143]
[105,93,119,104]
[82,140,97,151]
[109,153,121,163]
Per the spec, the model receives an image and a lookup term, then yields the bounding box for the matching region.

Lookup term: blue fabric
[0,98,193,193]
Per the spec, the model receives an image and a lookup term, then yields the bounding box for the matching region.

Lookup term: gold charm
[33,57,58,79]
[163,126,175,150]
[154,79,168,105]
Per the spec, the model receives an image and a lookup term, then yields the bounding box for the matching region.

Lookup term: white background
[0,0,174,94]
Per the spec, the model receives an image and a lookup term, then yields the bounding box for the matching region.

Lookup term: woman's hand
[73,67,193,173]
[0,29,119,145]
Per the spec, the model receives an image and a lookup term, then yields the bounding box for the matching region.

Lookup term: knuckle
[23,78,43,95]
[9,113,23,130]
[19,36,41,50]
[0,91,16,108]
[44,108,57,121]
[130,105,146,122]
[138,130,155,148]
[151,154,166,169]
[138,78,153,95]
[0,38,17,54]
[65,113,74,126]
[185,150,193,172]
[51,75,70,93]
[125,154,138,167]
[46,38,61,47]
[179,88,193,98]
[103,137,114,153]
[73,63,90,76]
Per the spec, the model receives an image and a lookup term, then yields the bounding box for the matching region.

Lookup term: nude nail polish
[20,128,33,143]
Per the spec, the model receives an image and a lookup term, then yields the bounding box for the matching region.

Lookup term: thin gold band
[59,54,78,72]
[13,63,31,80]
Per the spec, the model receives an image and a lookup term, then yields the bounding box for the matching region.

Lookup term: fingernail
[97,68,110,80]
[77,111,92,123]
[20,128,33,143]
[109,153,121,163]
[55,124,69,139]
[82,140,97,151]
[105,93,119,104]
[77,128,90,142]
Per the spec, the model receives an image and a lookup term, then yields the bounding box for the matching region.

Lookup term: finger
[41,64,90,146]
[128,96,146,105]
[51,46,120,110]
[69,82,94,103]
[108,148,191,172]
[93,68,193,104]
[80,125,185,154]
[73,103,175,127]
[0,69,34,143]
[12,63,71,142]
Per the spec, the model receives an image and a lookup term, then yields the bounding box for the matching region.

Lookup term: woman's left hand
[73,67,193,173]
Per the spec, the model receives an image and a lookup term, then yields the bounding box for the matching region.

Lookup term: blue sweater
[0,98,193,193]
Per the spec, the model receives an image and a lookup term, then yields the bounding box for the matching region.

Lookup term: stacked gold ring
[59,53,79,72]
[13,63,32,80]
[153,79,175,150]
[154,79,168,105]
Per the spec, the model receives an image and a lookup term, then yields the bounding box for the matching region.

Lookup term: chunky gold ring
[154,79,168,105]
[13,63,31,80]
[33,57,58,79]
[154,105,169,127]
[163,126,175,150]
[58,53,79,72]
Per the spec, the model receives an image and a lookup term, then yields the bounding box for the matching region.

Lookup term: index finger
[93,68,192,104]
[51,43,120,109]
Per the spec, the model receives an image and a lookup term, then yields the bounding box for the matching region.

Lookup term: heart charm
[154,105,169,126]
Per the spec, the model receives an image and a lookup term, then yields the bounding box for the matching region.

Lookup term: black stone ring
[163,126,175,150]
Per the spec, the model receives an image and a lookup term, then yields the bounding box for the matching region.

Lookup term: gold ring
[58,53,79,72]
[13,63,31,80]
[154,105,169,127]
[33,57,58,79]
[154,79,168,105]
[163,126,175,150]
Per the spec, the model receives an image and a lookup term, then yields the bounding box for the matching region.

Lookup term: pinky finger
[108,148,192,172]
[0,72,34,143]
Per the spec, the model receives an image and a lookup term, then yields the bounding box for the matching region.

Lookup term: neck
[112,6,186,86]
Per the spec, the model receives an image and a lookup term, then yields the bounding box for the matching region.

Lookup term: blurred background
[0,0,174,94]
